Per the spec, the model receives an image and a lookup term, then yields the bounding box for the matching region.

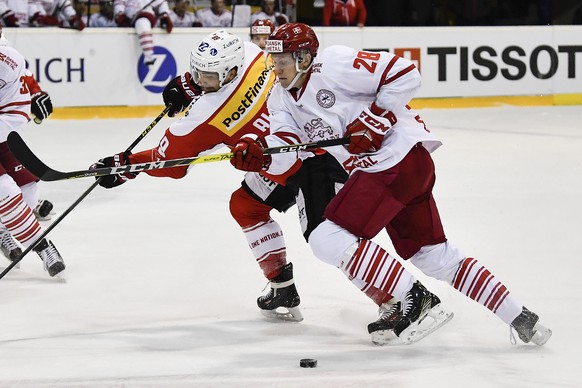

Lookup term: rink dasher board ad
[5,26,582,108]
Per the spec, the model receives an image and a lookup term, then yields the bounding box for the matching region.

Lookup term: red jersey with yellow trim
[130,42,275,179]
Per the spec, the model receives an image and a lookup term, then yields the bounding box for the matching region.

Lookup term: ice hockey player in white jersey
[0,0,25,26]
[0,27,65,277]
[114,0,172,65]
[28,0,85,29]
[195,0,231,27]
[231,23,552,346]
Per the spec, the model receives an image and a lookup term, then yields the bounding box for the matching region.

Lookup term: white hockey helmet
[190,30,245,89]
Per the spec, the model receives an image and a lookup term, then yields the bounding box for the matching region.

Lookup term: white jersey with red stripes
[0,41,31,142]
[265,45,442,177]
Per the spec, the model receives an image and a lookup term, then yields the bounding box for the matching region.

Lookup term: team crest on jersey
[316,89,335,108]
[304,118,334,140]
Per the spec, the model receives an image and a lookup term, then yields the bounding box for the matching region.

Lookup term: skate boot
[510,306,552,346]
[34,239,65,277]
[34,199,54,221]
[257,262,303,322]
[368,281,453,345]
[0,229,22,263]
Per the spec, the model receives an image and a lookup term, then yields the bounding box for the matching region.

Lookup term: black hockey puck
[299,358,317,368]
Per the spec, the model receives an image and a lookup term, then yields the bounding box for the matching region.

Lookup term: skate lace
[378,301,401,321]
[0,230,19,251]
[258,282,274,302]
[40,243,61,269]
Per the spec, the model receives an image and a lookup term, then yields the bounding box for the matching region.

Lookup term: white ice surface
[1,105,581,387]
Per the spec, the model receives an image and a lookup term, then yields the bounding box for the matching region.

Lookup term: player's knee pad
[309,220,359,267]
[134,14,155,32]
[229,186,271,228]
[0,174,21,201]
[410,241,465,283]
[19,182,38,209]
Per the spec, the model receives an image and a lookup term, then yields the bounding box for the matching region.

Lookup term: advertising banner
[5,26,582,107]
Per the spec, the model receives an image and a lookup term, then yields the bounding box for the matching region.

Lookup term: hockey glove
[159,13,173,33]
[91,152,138,189]
[230,137,271,172]
[31,91,53,123]
[30,12,59,26]
[69,15,85,31]
[162,72,202,117]
[345,105,393,154]
[115,13,129,27]
[1,10,19,27]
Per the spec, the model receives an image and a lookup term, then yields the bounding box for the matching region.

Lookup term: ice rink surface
[1,105,581,387]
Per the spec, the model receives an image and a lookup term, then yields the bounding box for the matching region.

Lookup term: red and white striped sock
[0,193,43,247]
[342,239,413,302]
[138,32,154,62]
[242,219,287,280]
[452,257,522,324]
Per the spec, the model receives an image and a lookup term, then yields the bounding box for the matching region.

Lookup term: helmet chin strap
[285,55,313,91]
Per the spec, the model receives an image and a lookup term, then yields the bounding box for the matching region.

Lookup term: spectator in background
[89,0,117,27]
[249,18,274,49]
[323,0,366,27]
[196,0,232,27]
[114,0,173,66]
[250,0,288,26]
[168,0,201,27]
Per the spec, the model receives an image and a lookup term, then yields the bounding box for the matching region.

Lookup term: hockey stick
[7,136,350,182]
[0,105,171,281]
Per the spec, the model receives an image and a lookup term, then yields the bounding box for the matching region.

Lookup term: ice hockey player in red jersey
[92,30,349,323]
[231,23,552,346]
[0,26,65,277]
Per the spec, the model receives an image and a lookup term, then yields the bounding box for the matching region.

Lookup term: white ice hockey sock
[341,239,413,303]
[138,32,154,62]
[452,257,523,324]
[242,218,287,279]
[0,193,43,247]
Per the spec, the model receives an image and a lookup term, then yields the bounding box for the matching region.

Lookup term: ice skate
[257,262,303,322]
[1,229,22,268]
[368,281,453,345]
[34,239,65,277]
[510,306,552,346]
[33,199,54,221]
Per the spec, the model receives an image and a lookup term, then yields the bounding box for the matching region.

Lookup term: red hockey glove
[230,137,271,172]
[31,91,53,123]
[90,152,137,189]
[1,10,19,27]
[30,12,59,26]
[345,106,393,154]
[69,15,85,31]
[162,72,202,117]
[115,13,129,27]
[159,13,173,33]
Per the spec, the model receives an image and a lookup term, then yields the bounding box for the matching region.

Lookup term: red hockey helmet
[265,23,319,58]
[250,19,275,35]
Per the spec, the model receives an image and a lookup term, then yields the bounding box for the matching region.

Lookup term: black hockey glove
[90,151,138,189]
[162,72,202,117]
[31,91,53,123]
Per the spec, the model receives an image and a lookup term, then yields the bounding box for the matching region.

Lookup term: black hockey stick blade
[7,131,54,180]
[8,134,350,182]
